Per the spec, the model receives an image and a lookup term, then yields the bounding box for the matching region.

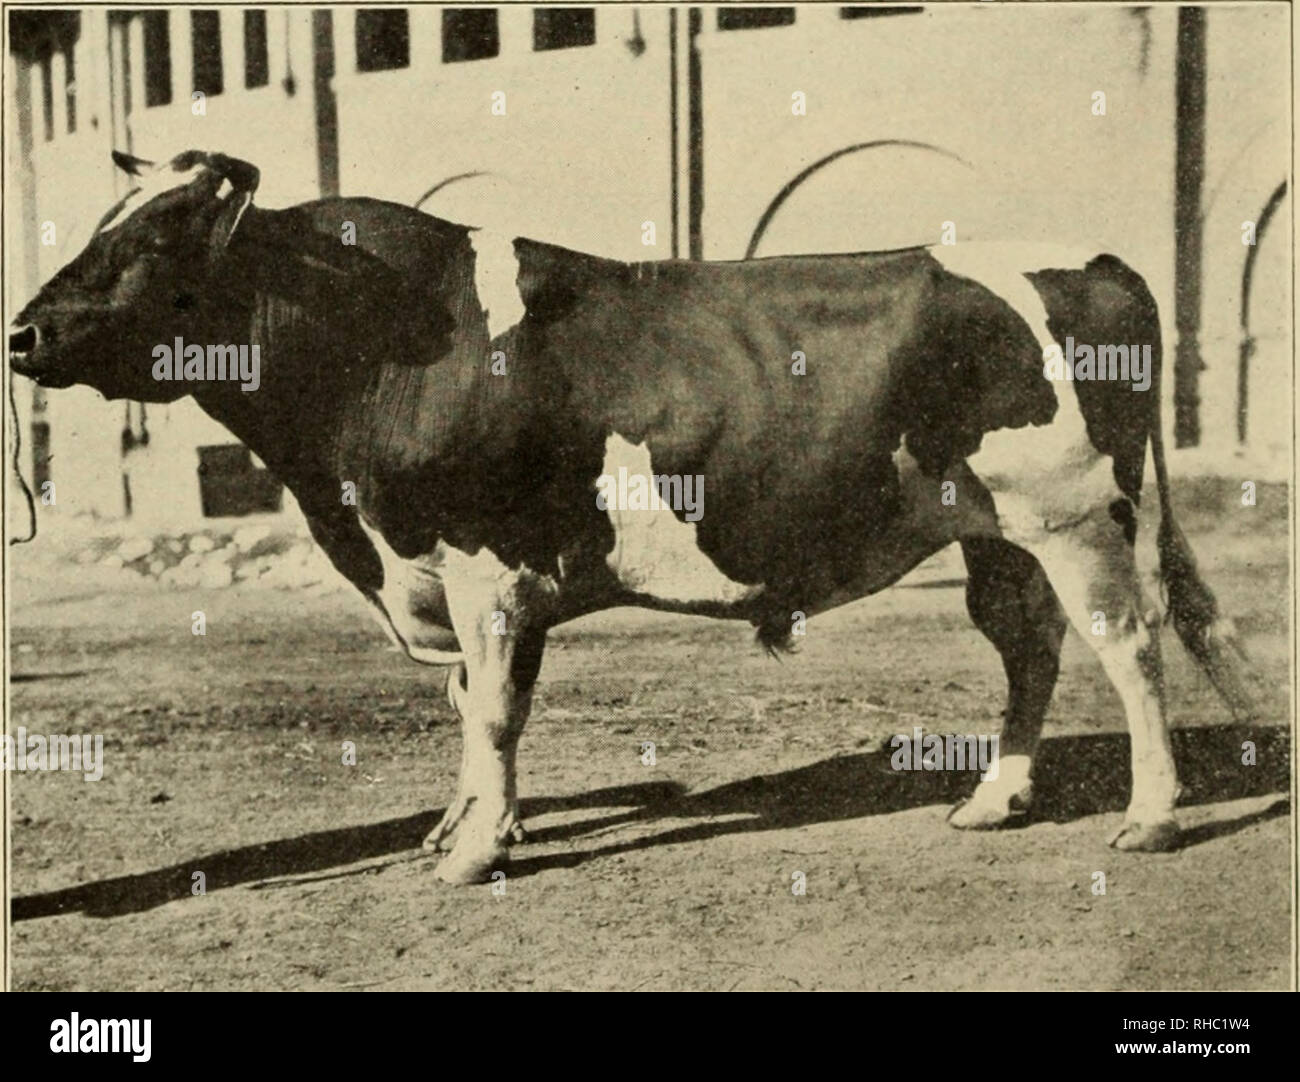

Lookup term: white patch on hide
[930,242,1112,526]
[357,518,465,666]
[468,229,526,341]
[598,434,759,606]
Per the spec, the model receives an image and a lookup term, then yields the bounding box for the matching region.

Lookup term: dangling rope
[8,369,37,544]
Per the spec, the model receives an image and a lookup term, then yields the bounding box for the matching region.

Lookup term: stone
[118,537,153,562]
[200,563,233,589]
[233,524,272,552]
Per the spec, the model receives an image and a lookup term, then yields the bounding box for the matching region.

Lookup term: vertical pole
[127,13,146,120]
[311,10,338,197]
[1173,7,1206,448]
[687,8,703,260]
[669,7,679,259]
[171,9,193,108]
[220,8,244,98]
[108,15,129,156]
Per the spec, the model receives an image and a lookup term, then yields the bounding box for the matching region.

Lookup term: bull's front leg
[423,549,550,885]
[425,663,528,851]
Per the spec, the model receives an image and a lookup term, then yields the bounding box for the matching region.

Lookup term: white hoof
[947,753,1032,830]
[434,841,509,885]
[1108,816,1180,852]
[948,783,1032,830]
[424,800,526,852]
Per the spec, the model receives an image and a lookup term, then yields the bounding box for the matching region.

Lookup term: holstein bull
[10,151,1255,883]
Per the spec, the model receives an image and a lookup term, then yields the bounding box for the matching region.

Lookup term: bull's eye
[150,234,173,252]
[173,293,195,312]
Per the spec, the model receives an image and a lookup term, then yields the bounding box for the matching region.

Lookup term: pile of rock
[85,522,338,591]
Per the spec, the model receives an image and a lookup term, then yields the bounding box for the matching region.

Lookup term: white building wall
[1200,4,1290,462]
[334,6,675,258]
[8,8,324,529]
[6,5,1290,539]
[697,4,1289,465]
[112,8,322,527]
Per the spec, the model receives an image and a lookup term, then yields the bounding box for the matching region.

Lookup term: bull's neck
[190,206,367,505]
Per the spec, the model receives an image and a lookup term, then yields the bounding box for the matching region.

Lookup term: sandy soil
[7,478,1291,990]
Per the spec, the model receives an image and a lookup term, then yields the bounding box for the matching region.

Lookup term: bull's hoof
[422,816,527,853]
[434,843,509,885]
[1108,817,1181,852]
[947,786,1031,830]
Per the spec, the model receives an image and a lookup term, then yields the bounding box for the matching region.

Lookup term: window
[357,9,409,71]
[142,9,171,107]
[192,11,223,96]
[244,11,269,88]
[534,9,595,51]
[443,8,498,63]
[197,444,283,517]
[717,8,795,31]
[840,7,923,18]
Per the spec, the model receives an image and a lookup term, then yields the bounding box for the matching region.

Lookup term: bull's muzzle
[8,323,41,374]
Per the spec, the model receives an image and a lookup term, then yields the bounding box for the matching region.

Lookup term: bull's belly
[343,432,1009,661]
[591,435,997,625]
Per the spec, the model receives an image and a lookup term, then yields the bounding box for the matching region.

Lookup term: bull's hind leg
[949,537,1067,829]
[425,548,551,884]
[1002,497,1181,851]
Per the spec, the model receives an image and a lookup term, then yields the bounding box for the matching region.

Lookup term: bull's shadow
[11,723,1288,920]
[511,722,1290,875]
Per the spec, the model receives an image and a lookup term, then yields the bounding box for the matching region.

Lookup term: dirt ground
[6,478,1292,990]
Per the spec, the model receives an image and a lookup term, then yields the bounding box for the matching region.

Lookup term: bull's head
[8,149,259,401]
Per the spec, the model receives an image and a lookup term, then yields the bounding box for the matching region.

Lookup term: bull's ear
[207,155,261,253]
[111,150,154,176]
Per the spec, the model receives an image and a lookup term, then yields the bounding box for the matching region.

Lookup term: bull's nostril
[9,324,39,355]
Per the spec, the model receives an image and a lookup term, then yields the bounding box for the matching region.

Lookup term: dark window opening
[244,10,269,87]
[443,8,498,63]
[191,10,223,95]
[534,9,595,51]
[357,9,409,71]
[38,54,53,140]
[142,10,171,107]
[8,10,81,62]
[64,46,76,132]
[717,8,795,31]
[840,7,924,18]
[197,444,283,517]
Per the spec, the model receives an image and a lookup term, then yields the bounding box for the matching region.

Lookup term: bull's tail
[1149,415,1258,722]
